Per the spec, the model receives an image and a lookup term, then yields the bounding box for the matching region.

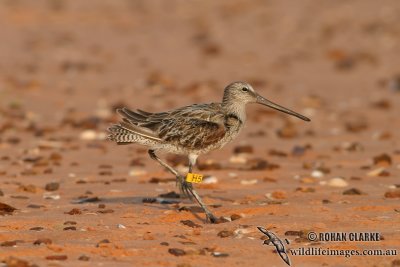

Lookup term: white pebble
[117,224,126,229]
[241,179,258,185]
[311,170,324,178]
[229,155,247,164]
[367,167,386,177]
[327,177,348,187]
[43,193,60,200]
[79,130,97,140]
[203,176,218,184]
[129,168,147,176]
[79,130,106,140]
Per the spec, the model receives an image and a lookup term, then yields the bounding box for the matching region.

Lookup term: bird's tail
[107,124,136,144]
[107,122,161,145]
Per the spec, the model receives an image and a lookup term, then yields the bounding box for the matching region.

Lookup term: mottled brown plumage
[108,81,310,223]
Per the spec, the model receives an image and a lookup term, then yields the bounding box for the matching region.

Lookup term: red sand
[0,1,399,266]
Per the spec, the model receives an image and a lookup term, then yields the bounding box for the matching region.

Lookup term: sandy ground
[0,0,400,266]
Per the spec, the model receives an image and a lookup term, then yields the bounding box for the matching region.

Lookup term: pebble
[27,204,45,209]
[180,220,202,228]
[79,130,96,140]
[343,188,364,195]
[65,208,82,215]
[217,230,234,238]
[33,238,52,245]
[1,241,17,247]
[384,189,400,198]
[327,177,348,187]
[43,193,60,200]
[271,191,287,199]
[233,144,254,154]
[229,155,247,164]
[96,239,110,247]
[311,170,324,178]
[240,179,258,185]
[45,182,60,191]
[78,255,90,261]
[295,187,316,193]
[341,142,364,152]
[0,202,17,215]
[203,176,218,184]
[247,158,275,170]
[117,224,126,229]
[168,248,186,256]
[230,214,242,221]
[268,149,288,157]
[211,252,229,258]
[129,168,147,176]
[367,167,389,177]
[372,153,392,166]
[79,130,105,140]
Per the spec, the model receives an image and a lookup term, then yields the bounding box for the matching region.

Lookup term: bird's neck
[222,101,247,123]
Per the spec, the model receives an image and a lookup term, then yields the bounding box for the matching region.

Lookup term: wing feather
[158,117,226,150]
[113,103,226,149]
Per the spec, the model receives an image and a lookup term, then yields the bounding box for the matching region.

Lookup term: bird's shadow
[72,196,207,222]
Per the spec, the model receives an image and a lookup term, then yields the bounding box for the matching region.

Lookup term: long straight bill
[256,95,311,122]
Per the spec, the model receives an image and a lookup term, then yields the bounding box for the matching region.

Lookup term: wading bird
[108,81,310,223]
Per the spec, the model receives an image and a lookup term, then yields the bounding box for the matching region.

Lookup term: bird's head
[222,81,310,122]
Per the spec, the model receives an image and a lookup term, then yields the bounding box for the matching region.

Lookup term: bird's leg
[186,155,218,223]
[148,150,192,199]
[148,150,217,223]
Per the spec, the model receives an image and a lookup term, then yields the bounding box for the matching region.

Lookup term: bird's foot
[206,212,218,224]
[176,176,193,200]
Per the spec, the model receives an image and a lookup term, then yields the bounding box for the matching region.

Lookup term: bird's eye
[242,87,248,92]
